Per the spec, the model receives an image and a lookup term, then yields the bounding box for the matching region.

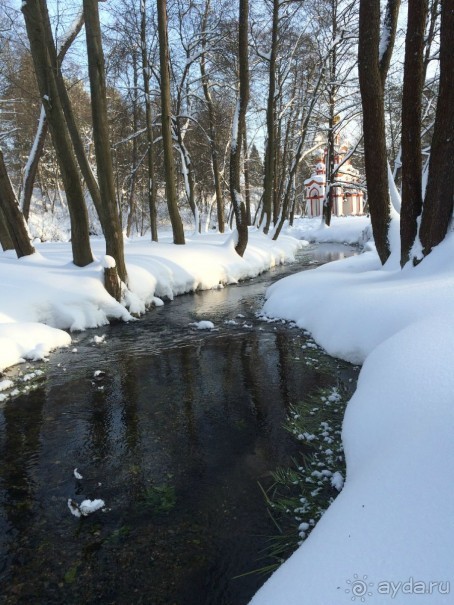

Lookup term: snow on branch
[56,9,84,59]
[112,128,147,148]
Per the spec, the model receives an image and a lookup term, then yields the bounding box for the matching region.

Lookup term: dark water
[0,244,358,605]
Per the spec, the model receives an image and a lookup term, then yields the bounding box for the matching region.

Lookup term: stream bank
[0,244,359,605]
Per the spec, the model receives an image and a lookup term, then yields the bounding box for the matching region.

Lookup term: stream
[0,243,359,605]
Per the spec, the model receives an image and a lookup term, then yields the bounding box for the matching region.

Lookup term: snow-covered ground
[250,221,454,604]
[0,229,304,373]
[8,210,450,602]
[286,215,371,245]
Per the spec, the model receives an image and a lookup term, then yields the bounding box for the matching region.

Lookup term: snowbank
[251,230,454,604]
[0,230,302,372]
[285,215,370,246]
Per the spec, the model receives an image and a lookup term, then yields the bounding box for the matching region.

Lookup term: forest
[1,0,451,297]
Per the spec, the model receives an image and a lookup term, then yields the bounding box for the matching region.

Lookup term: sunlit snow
[250,222,454,605]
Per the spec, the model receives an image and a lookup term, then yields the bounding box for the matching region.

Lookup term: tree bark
[272,118,280,224]
[260,0,279,234]
[323,3,338,228]
[157,0,185,245]
[0,149,35,257]
[22,0,93,267]
[0,204,14,252]
[140,0,158,242]
[323,98,336,227]
[21,109,48,222]
[274,66,325,239]
[53,55,104,226]
[200,0,225,233]
[358,0,391,264]
[83,0,127,287]
[229,0,249,257]
[379,0,401,85]
[400,0,427,266]
[419,0,454,257]
[176,127,198,232]
[242,120,252,225]
[126,51,140,238]
[423,0,440,75]
[21,13,85,222]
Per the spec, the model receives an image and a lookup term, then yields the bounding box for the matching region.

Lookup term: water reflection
[0,244,359,605]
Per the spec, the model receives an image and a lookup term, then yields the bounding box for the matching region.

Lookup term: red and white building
[304,143,364,218]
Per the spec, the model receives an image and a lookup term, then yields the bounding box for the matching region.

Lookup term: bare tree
[20,12,85,221]
[400,0,428,266]
[83,0,128,299]
[22,0,93,267]
[200,0,225,233]
[419,0,454,258]
[303,0,364,229]
[140,0,158,242]
[0,149,35,256]
[229,0,250,257]
[358,0,400,264]
[157,0,185,244]
[260,0,279,234]
[0,204,14,252]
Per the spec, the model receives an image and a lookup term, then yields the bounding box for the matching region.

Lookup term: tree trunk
[22,0,93,267]
[21,108,48,221]
[276,82,296,224]
[260,0,279,234]
[400,0,427,266]
[176,128,198,232]
[140,0,158,242]
[358,0,392,264]
[200,0,225,233]
[0,205,14,252]
[0,149,35,257]
[272,119,280,225]
[20,13,85,222]
[323,105,335,227]
[419,0,454,257]
[379,0,401,85]
[83,0,128,288]
[157,0,185,245]
[275,66,325,238]
[243,120,252,225]
[229,0,250,257]
[323,7,337,229]
[126,52,140,238]
[423,0,440,75]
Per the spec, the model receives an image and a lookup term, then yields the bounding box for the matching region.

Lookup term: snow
[0,230,302,373]
[91,334,106,344]
[190,320,215,330]
[68,498,105,518]
[285,215,370,246]
[250,221,454,604]
[0,321,71,372]
[379,21,391,63]
[74,468,83,480]
[20,105,46,207]
[79,499,105,515]
[101,255,116,269]
[0,379,14,392]
[331,470,344,491]
[6,208,451,602]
